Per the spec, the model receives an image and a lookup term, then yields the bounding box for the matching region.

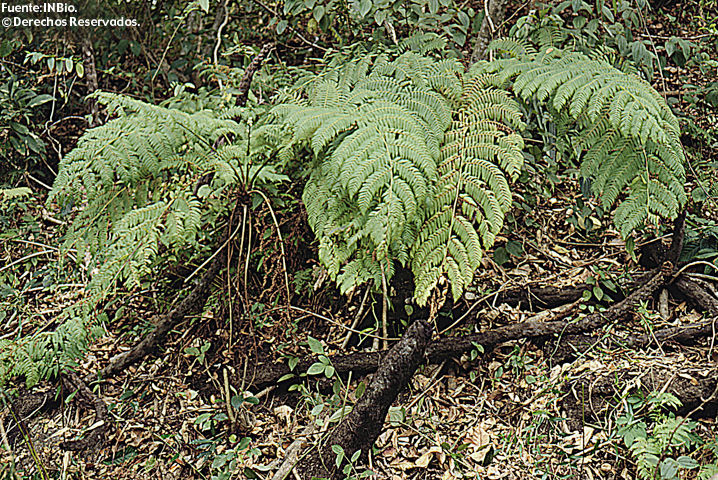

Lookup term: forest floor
[7,197,716,480]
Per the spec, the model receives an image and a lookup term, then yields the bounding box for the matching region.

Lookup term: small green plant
[636,300,660,335]
[0,73,51,172]
[583,266,619,303]
[284,335,379,477]
[185,340,212,364]
[331,445,373,480]
[289,336,355,427]
[191,390,261,479]
[208,435,261,480]
[468,341,485,382]
[306,336,337,378]
[617,392,702,480]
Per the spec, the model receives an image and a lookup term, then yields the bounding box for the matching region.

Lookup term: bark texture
[471,0,509,63]
[297,320,432,480]
[249,264,672,388]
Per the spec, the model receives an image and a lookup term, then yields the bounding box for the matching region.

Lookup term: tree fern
[273,52,524,303]
[46,47,688,328]
[483,48,686,238]
[278,47,686,304]
[7,92,288,387]
[50,92,286,304]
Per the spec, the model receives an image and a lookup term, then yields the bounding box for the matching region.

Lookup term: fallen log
[296,320,432,480]
[674,276,718,317]
[561,360,718,431]
[548,316,718,364]
[248,263,673,388]
[490,271,654,310]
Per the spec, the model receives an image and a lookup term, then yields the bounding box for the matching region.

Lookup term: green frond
[278,47,685,305]
[399,32,449,54]
[51,92,284,307]
[276,53,527,304]
[500,49,686,236]
[488,38,536,57]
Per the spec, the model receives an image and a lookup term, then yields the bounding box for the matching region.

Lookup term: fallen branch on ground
[491,270,654,310]
[296,320,432,480]
[248,263,673,388]
[59,372,109,451]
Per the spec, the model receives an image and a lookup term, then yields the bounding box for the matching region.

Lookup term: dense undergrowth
[1,0,717,478]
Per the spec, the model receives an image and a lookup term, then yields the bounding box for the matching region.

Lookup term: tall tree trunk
[471,0,509,64]
[81,36,100,127]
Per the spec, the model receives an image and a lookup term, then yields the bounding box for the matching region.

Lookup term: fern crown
[274,48,685,303]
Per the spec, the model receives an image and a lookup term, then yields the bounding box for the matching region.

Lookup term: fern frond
[500,50,686,235]
[281,47,685,305]
[412,71,525,304]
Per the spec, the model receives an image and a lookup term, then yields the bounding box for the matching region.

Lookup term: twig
[673,260,718,278]
[0,250,55,274]
[636,7,667,94]
[250,0,328,52]
[405,360,446,410]
[289,306,396,342]
[151,6,188,85]
[271,423,318,480]
[637,32,715,40]
[341,287,371,349]
[223,368,236,424]
[184,218,242,284]
[213,0,229,90]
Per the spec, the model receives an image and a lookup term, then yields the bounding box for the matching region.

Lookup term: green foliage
[484,47,687,238]
[0,187,33,202]
[192,391,262,480]
[6,41,688,387]
[0,316,101,388]
[0,91,287,388]
[412,71,525,302]
[332,444,373,479]
[351,0,475,47]
[272,52,524,303]
[50,92,285,304]
[275,47,685,303]
[618,392,702,480]
[0,72,50,174]
[508,0,661,79]
[207,435,261,480]
[25,51,86,82]
[0,190,90,388]
[278,0,474,50]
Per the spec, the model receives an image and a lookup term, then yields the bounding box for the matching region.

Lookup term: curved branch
[249,264,673,387]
